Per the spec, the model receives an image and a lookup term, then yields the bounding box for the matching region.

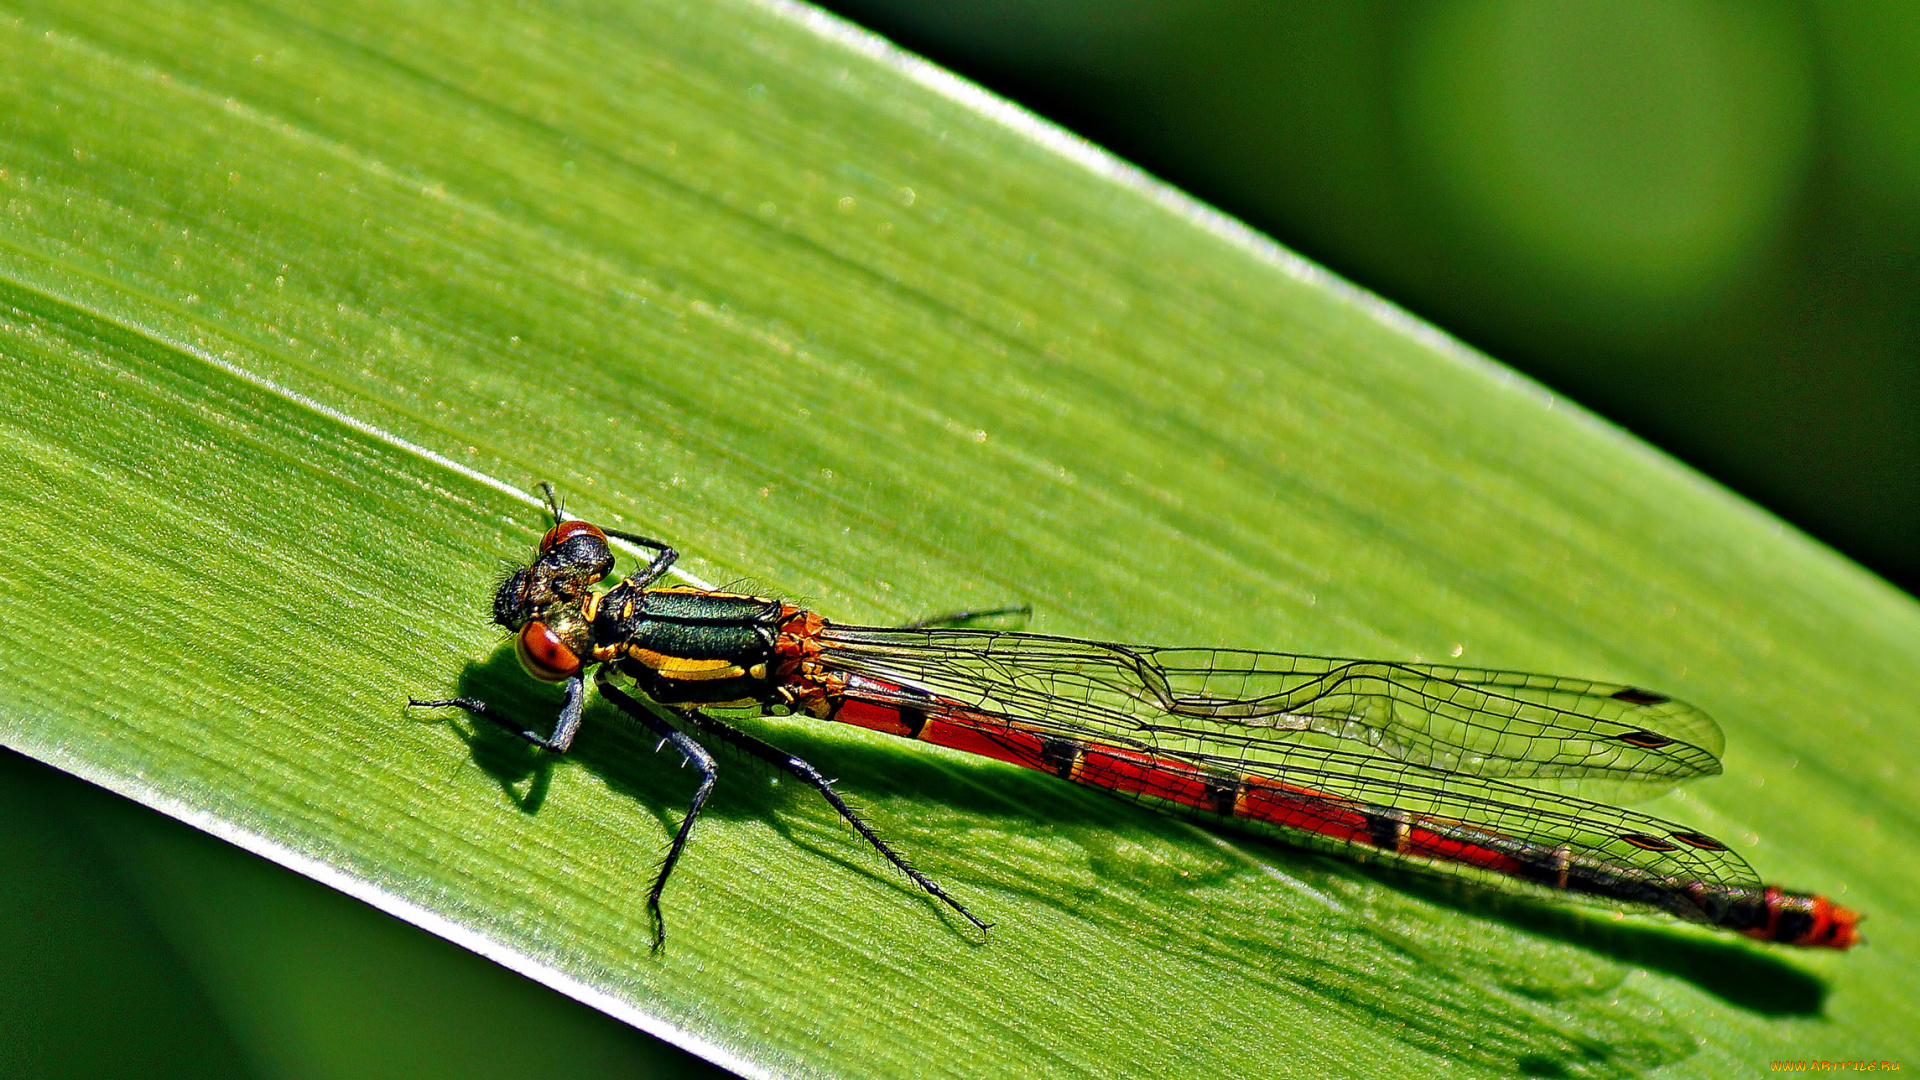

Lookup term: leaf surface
[0,1,1912,1076]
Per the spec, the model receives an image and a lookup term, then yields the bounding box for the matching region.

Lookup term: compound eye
[540,519,607,552]
[515,621,582,682]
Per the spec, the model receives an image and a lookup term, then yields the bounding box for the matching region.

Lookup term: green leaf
[0,1,1912,1076]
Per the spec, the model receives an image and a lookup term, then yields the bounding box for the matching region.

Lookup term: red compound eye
[539,519,607,552]
[515,621,582,682]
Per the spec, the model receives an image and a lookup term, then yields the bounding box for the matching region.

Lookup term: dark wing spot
[1620,833,1681,852]
[1669,831,1729,850]
[1611,687,1670,706]
[1614,729,1677,749]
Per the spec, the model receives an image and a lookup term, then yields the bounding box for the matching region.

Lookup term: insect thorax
[597,586,791,706]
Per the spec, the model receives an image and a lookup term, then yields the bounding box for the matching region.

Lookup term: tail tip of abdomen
[1737,886,1861,950]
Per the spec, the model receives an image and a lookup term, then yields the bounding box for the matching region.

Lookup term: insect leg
[894,604,1032,631]
[637,696,991,934]
[409,673,587,753]
[590,672,717,948]
[546,674,588,752]
[600,528,679,588]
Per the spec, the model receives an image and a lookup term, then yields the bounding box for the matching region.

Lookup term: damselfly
[411,486,1859,950]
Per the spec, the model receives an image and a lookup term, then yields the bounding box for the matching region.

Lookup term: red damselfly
[411,486,1859,950]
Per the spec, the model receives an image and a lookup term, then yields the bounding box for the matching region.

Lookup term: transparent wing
[955,693,1761,916]
[819,626,1723,795]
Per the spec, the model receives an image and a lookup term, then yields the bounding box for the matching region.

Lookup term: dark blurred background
[821,0,1920,594]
